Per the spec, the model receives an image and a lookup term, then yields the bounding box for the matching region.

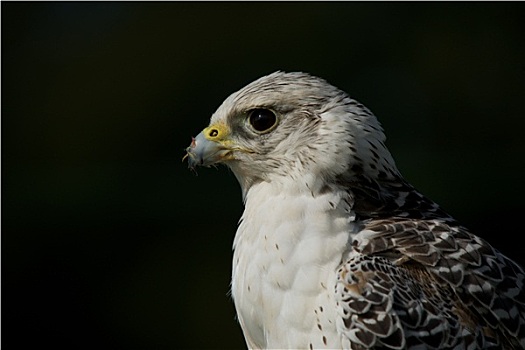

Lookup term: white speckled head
[188,71,400,196]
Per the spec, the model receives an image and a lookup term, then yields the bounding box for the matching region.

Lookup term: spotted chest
[230,181,356,349]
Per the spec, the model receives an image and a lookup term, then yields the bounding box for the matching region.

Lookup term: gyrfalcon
[185,71,525,349]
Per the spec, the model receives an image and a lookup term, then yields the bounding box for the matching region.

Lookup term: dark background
[3,2,525,349]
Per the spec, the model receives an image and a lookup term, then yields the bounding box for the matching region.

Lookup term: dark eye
[248,109,277,133]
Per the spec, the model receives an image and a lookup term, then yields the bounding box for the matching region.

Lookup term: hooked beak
[184,131,231,169]
[184,122,239,170]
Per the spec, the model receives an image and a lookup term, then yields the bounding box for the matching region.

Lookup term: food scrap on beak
[184,125,233,170]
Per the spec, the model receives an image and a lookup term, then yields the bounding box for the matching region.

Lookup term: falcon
[184,71,525,349]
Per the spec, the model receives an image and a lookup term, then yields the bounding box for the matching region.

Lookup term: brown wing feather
[336,218,525,349]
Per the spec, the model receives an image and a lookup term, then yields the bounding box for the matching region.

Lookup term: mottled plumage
[185,71,525,349]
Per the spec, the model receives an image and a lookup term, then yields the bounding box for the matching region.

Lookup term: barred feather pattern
[335,159,525,349]
[335,214,525,349]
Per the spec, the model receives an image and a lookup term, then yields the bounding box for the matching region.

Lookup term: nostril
[209,129,219,137]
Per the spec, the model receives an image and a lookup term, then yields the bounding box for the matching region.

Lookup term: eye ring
[247,108,278,133]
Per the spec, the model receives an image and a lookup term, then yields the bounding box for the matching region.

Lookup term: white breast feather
[232,177,357,349]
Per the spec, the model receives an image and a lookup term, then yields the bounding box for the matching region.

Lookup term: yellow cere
[203,123,234,146]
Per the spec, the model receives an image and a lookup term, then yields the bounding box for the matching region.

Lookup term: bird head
[185,71,400,197]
